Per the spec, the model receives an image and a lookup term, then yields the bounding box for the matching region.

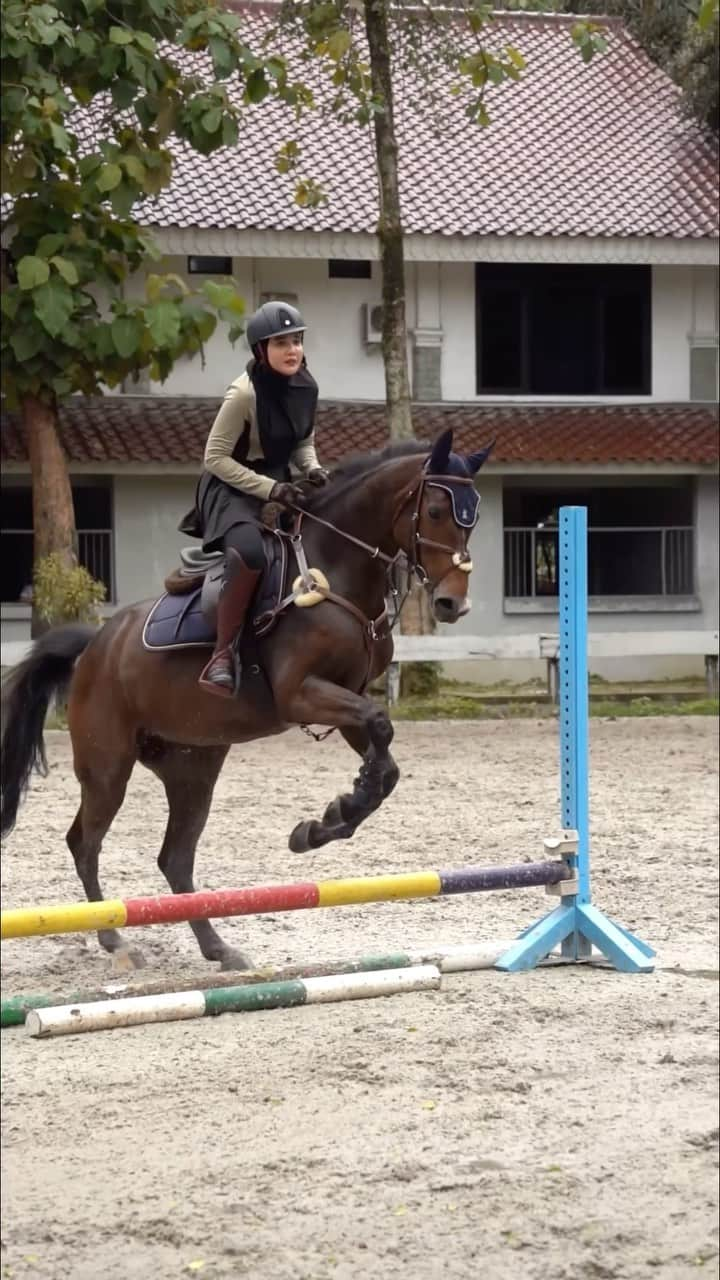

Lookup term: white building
[2,10,718,681]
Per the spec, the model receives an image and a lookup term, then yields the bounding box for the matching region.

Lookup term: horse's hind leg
[66,746,139,964]
[139,739,253,971]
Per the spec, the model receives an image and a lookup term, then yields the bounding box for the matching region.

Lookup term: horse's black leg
[275,677,399,852]
[66,755,139,965]
[140,739,254,970]
[321,725,400,830]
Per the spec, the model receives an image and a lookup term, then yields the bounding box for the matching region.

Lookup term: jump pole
[494,506,655,973]
[0,861,574,941]
[2,941,518,1028]
[24,966,443,1039]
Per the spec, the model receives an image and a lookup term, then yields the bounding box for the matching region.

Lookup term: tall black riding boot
[198,549,262,699]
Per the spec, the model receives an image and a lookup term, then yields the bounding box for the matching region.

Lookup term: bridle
[393,469,475,586]
[272,462,478,739]
[290,467,475,597]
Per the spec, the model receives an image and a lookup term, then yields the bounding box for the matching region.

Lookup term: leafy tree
[1,0,308,630]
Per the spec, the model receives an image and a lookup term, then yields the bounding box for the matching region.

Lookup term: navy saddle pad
[143,588,213,650]
[142,537,286,653]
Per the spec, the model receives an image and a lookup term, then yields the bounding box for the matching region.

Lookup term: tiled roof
[2,399,717,466]
[130,7,718,240]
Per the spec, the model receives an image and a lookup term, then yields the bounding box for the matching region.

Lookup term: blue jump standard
[495,507,656,975]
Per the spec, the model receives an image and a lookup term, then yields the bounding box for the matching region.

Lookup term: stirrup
[199,651,236,699]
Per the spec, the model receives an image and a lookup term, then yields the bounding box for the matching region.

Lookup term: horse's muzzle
[432,592,470,623]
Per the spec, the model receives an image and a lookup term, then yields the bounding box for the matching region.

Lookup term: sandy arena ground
[1,718,718,1280]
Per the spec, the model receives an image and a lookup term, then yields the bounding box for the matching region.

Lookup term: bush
[400,660,441,699]
[33,553,106,627]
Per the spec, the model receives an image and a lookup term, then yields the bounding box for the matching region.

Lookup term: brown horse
[1,429,491,970]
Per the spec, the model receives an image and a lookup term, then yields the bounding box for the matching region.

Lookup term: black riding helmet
[246,301,306,352]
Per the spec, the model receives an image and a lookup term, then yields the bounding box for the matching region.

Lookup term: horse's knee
[368,707,393,751]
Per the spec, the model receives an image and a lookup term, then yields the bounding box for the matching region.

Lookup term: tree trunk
[22,394,77,636]
[364,0,437,689]
[364,0,413,441]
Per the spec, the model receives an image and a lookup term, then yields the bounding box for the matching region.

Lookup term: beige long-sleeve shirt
[203,372,320,501]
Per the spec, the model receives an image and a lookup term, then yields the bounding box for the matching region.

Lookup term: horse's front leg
[275,676,398,852]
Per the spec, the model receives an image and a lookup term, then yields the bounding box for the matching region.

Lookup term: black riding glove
[306,467,330,487]
[270,481,305,508]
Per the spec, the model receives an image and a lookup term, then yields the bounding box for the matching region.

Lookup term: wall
[113,475,197,605]
[439,263,719,404]
[132,255,719,407]
[437,472,718,684]
[157,257,393,401]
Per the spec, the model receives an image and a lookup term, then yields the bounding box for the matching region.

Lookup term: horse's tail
[1,624,96,839]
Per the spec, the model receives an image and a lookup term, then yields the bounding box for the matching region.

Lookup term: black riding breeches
[223,523,265,573]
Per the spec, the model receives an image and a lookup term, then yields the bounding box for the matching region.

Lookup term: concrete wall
[2,471,716,685]
[435,472,718,685]
[140,257,720,405]
[113,475,197,605]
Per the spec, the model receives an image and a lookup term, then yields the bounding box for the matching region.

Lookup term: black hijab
[248,356,318,467]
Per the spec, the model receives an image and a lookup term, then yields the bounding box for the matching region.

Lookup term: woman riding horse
[180,300,329,697]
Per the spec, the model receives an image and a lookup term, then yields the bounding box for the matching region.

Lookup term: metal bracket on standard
[494,509,656,976]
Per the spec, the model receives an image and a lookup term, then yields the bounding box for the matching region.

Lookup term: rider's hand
[270,481,305,508]
[306,467,330,487]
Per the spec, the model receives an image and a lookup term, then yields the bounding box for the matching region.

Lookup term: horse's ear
[466,440,496,474]
[427,428,453,473]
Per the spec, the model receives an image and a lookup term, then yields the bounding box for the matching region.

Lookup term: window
[1,483,115,604]
[187,256,232,275]
[476,265,651,395]
[328,260,372,279]
[503,483,694,599]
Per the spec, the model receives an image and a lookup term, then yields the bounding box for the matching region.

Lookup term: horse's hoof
[288,820,315,853]
[110,947,146,973]
[219,950,254,972]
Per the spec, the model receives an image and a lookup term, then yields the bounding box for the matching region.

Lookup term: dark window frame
[0,480,116,604]
[476,264,652,396]
[187,256,232,275]
[328,259,372,280]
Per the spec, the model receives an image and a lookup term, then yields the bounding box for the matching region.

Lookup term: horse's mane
[304,439,429,511]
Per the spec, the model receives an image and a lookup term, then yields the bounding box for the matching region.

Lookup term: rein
[260,466,477,738]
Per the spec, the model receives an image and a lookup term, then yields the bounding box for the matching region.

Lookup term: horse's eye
[427,505,442,520]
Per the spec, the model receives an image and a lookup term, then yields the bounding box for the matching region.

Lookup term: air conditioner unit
[362,301,384,345]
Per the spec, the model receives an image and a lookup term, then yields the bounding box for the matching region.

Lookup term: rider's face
[266,333,304,375]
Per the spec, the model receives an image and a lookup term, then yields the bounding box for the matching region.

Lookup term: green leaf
[202,107,222,133]
[246,71,269,104]
[32,279,74,337]
[10,327,45,362]
[50,256,79,285]
[109,27,134,45]
[17,256,50,290]
[111,315,142,358]
[49,122,71,152]
[208,35,234,77]
[697,0,718,29]
[202,281,240,311]
[326,29,351,62]
[97,163,123,192]
[505,46,526,71]
[78,154,102,178]
[221,115,238,147]
[147,300,181,348]
[122,155,146,183]
[36,233,65,259]
[134,32,156,53]
[111,79,137,110]
[109,182,136,217]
